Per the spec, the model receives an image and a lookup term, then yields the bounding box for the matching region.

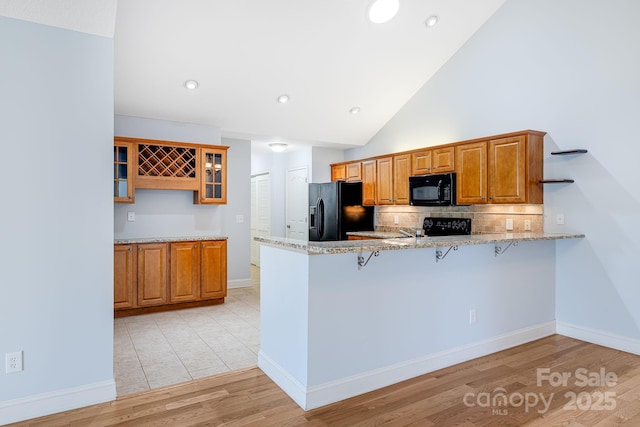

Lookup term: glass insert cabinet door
[196,147,228,204]
[114,141,135,203]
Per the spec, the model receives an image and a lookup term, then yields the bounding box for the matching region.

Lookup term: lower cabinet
[114,239,227,316]
[137,243,169,306]
[114,244,136,309]
[200,240,227,299]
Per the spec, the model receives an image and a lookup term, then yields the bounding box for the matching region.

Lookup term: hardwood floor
[10,335,640,426]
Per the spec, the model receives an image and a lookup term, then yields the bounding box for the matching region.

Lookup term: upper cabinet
[361,160,377,206]
[455,142,488,205]
[329,130,545,206]
[411,146,454,175]
[345,162,362,182]
[392,154,411,205]
[114,140,135,203]
[194,147,228,204]
[113,137,228,204]
[456,131,544,205]
[331,162,361,182]
[331,164,346,181]
[376,156,394,205]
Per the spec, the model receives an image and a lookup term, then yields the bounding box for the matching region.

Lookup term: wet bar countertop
[254,232,584,255]
[114,236,228,244]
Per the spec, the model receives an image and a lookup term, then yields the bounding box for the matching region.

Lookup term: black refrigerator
[308,181,374,241]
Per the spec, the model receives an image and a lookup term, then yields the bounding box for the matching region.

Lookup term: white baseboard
[260,321,556,411]
[228,278,252,289]
[557,321,640,355]
[258,351,308,409]
[0,379,116,425]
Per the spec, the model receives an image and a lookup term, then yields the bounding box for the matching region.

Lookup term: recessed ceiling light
[277,94,290,104]
[368,0,400,24]
[425,15,439,28]
[184,79,199,90]
[350,107,361,115]
[269,143,288,152]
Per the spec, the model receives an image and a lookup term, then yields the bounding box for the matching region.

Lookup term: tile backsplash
[375,205,544,234]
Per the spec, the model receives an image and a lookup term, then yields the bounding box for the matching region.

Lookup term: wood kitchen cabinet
[329,130,544,206]
[194,146,228,204]
[411,146,454,175]
[376,157,394,205]
[330,162,361,182]
[137,243,169,307]
[114,137,228,204]
[170,242,200,303]
[200,240,227,299]
[455,131,544,205]
[361,160,377,205]
[345,162,362,182]
[488,133,543,204]
[114,239,227,316]
[114,244,136,309]
[455,142,488,205]
[393,154,411,205]
[113,140,135,203]
[331,164,346,181]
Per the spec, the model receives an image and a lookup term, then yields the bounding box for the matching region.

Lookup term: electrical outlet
[393,215,399,225]
[556,213,565,225]
[127,211,135,222]
[524,220,532,231]
[505,218,513,231]
[469,308,477,325]
[6,351,23,373]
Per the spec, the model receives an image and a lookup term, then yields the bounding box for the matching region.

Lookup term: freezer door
[319,182,339,240]
[308,183,321,241]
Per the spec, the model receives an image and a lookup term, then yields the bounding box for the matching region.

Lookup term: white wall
[0,17,115,423]
[114,116,251,284]
[311,147,344,183]
[347,0,640,344]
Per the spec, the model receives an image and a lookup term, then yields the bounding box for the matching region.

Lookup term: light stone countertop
[114,236,228,244]
[347,231,407,238]
[254,232,585,255]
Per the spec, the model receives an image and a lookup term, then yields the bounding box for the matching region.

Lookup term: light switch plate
[127,212,135,222]
[506,218,513,231]
[235,215,244,223]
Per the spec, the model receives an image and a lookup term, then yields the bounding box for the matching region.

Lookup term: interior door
[251,173,270,266]
[286,167,308,240]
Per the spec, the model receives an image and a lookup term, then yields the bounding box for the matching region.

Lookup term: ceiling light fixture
[277,94,290,104]
[184,79,199,90]
[368,0,400,24]
[350,107,361,115]
[425,15,439,28]
[269,143,288,153]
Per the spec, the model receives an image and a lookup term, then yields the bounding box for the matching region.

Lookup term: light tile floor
[114,266,261,396]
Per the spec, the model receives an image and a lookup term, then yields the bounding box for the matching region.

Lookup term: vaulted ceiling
[1,0,507,149]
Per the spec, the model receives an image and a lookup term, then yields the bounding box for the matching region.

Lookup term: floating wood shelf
[551,149,588,155]
[539,179,575,184]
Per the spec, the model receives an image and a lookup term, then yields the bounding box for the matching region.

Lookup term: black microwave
[409,173,457,206]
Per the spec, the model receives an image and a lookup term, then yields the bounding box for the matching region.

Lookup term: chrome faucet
[399,228,423,238]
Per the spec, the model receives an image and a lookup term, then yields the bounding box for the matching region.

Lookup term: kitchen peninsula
[255,232,583,410]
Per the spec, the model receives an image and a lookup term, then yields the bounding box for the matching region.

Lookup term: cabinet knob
[202,244,205,248]
[194,244,198,249]
[128,247,132,253]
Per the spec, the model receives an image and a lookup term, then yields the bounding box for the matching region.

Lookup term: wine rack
[138,144,197,179]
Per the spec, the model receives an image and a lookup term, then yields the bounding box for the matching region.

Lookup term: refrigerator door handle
[318,198,325,239]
